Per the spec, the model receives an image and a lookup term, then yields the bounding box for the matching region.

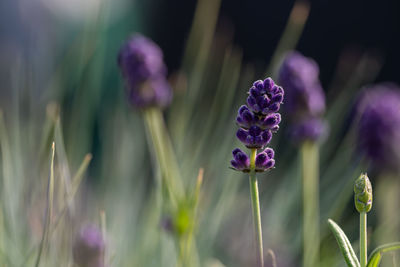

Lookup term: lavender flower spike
[230,77,283,173]
[279,51,325,117]
[230,78,283,267]
[118,34,172,108]
[355,84,400,172]
[279,51,327,142]
[73,225,105,267]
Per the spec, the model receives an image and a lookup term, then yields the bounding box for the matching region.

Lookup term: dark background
[150,0,400,88]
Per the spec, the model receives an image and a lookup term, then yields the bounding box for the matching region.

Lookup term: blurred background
[0,0,400,266]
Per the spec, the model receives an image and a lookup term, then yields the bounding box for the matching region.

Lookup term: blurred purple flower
[73,225,105,267]
[279,51,327,142]
[355,84,400,172]
[231,77,283,172]
[279,51,325,117]
[118,34,172,108]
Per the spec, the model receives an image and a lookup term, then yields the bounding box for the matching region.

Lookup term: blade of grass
[34,142,55,267]
[53,153,92,231]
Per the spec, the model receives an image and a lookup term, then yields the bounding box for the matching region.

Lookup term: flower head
[355,84,400,172]
[118,34,172,108]
[231,77,283,173]
[73,225,105,267]
[354,173,372,213]
[278,51,327,142]
[279,51,325,117]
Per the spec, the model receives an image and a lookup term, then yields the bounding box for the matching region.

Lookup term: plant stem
[301,141,319,267]
[35,142,55,267]
[360,211,367,267]
[249,148,264,267]
[143,108,184,207]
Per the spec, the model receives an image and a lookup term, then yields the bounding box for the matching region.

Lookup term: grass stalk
[34,142,55,267]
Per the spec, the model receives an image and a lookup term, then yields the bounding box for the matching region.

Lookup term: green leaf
[366,242,400,267]
[327,219,360,267]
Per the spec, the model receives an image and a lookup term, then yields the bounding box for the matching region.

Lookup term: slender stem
[301,141,319,267]
[249,148,264,267]
[360,211,367,267]
[35,142,55,267]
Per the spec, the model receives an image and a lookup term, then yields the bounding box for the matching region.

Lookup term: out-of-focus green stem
[360,212,367,267]
[249,148,264,267]
[143,108,184,207]
[301,141,319,267]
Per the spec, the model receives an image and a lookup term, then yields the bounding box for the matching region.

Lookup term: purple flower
[236,126,272,149]
[278,51,327,142]
[230,148,276,173]
[355,84,400,172]
[118,34,172,108]
[255,148,275,172]
[247,78,284,115]
[279,51,325,117]
[230,148,251,172]
[73,225,105,267]
[231,77,283,172]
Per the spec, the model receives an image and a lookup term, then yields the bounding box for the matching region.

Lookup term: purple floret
[236,126,272,149]
[230,148,251,172]
[236,105,257,129]
[247,81,284,115]
[118,34,172,108]
[255,148,275,172]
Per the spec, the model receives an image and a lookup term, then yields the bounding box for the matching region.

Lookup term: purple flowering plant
[230,77,284,267]
[279,51,327,142]
[278,51,328,267]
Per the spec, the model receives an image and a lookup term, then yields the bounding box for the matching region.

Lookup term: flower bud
[354,173,373,213]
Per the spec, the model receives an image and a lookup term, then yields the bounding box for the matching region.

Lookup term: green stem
[360,211,367,267]
[301,141,319,267]
[35,142,55,267]
[143,108,184,207]
[249,148,264,267]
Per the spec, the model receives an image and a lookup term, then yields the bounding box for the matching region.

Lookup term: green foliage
[327,219,360,267]
[367,242,400,267]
